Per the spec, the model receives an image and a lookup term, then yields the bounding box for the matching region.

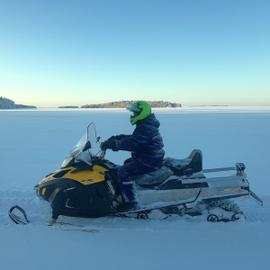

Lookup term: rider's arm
[115,134,141,152]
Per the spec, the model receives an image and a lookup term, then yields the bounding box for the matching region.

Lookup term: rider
[101,101,165,211]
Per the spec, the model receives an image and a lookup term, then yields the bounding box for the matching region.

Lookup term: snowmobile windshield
[61,123,102,168]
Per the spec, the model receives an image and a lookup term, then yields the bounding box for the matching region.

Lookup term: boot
[117,201,138,212]
[117,181,138,212]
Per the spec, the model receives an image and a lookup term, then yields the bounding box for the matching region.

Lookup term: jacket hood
[137,113,160,128]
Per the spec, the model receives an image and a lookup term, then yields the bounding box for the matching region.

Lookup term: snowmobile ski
[8,205,30,225]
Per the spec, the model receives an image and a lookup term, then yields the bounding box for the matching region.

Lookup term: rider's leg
[117,160,150,211]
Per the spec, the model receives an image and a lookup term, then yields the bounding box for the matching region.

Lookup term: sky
[0,0,269,107]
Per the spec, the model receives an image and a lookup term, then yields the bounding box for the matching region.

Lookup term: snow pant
[117,158,155,203]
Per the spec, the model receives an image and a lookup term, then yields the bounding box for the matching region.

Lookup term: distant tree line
[0,97,182,109]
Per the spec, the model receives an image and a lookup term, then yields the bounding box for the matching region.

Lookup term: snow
[0,108,270,270]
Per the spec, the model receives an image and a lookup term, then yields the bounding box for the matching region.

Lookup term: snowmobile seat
[163,149,203,177]
[134,166,174,188]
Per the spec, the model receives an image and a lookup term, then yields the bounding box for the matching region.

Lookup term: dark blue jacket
[115,114,165,168]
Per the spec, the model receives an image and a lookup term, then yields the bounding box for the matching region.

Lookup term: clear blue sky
[0,0,269,106]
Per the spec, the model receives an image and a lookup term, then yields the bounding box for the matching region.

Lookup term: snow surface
[0,108,270,270]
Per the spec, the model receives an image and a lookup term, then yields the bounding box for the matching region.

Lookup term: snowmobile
[34,123,263,223]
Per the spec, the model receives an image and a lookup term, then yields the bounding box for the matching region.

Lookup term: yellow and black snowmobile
[35,123,262,222]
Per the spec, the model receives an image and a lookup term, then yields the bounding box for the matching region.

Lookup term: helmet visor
[127,102,141,113]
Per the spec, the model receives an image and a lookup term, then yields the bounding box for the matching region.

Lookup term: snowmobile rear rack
[202,163,245,174]
[203,167,235,173]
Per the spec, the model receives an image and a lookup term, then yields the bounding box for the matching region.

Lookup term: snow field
[0,109,269,270]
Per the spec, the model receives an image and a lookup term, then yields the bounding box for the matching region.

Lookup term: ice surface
[0,108,270,270]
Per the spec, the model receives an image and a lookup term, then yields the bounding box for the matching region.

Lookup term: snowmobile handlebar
[100,149,106,159]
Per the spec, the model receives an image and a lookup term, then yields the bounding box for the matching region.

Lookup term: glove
[101,138,118,151]
[131,152,137,159]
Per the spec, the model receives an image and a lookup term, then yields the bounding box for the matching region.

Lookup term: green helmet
[127,101,152,125]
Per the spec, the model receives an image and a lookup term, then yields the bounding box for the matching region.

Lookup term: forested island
[81,101,181,109]
[0,97,36,109]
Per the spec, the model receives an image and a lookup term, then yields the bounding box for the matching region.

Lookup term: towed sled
[33,123,262,223]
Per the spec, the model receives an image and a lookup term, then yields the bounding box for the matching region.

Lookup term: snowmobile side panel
[157,178,208,190]
[125,189,202,214]
[137,188,202,206]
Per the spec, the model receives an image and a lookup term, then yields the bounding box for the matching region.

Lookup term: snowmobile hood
[37,165,108,187]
